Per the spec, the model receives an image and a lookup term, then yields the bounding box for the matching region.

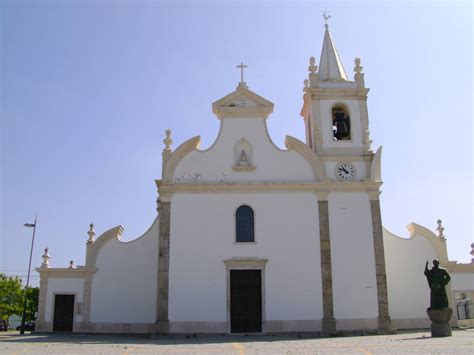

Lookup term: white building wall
[173,117,315,183]
[168,192,323,323]
[451,273,474,292]
[44,278,84,323]
[329,192,378,321]
[383,228,438,328]
[90,217,159,323]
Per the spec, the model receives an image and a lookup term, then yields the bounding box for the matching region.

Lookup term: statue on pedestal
[424,259,453,337]
[424,259,451,309]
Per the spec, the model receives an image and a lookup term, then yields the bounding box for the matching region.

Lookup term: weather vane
[323,9,331,27]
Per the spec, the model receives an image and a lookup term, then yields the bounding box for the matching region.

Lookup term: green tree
[24,287,39,322]
[0,273,23,326]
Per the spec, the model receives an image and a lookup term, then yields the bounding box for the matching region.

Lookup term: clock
[336,162,356,181]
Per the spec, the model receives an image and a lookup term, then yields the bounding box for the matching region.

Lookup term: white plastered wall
[329,192,378,322]
[173,117,315,183]
[383,227,438,328]
[44,278,84,323]
[451,273,474,293]
[168,192,323,323]
[90,217,159,323]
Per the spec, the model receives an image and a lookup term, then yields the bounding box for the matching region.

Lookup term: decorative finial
[354,57,365,88]
[436,219,446,241]
[354,57,363,74]
[87,223,96,244]
[41,247,51,268]
[308,57,318,74]
[68,260,75,269]
[236,62,248,88]
[470,243,474,263]
[163,129,173,152]
[323,9,331,29]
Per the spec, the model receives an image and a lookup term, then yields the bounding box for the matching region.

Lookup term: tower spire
[318,16,348,82]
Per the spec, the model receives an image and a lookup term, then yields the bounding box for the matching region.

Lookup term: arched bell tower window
[332,104,351,141]
[236,205,254,243]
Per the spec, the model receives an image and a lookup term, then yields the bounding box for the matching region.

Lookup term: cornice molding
[35,267,97,279]
[156,180,382,195]
[447,262,474,273]
[308,87,370,100]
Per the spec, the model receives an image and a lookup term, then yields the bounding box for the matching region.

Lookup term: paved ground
[0,329,473,354]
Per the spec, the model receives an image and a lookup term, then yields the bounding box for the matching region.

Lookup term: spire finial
[236,62,248,88]
[323,9,331,29]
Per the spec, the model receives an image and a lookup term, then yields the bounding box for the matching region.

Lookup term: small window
[332,105,351,141]
[236,205,254,242]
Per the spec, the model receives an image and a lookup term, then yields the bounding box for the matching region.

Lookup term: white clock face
[336,162,355,181]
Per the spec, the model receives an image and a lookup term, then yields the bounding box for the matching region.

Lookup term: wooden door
[230,270,262,333]
[53,294,74,332]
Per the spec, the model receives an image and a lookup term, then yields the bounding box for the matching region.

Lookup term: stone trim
[156,201,171,334]
[35,276,48,332]
[265,320,322,333]
[370,200,392,333]
[156,180,383,195]
[81,273,93,331]
[318,201,336,336]
[335,318,378,331]
[162,136,201,183]
[308,87,370,100]
[284,136,327,181]
[212,85,274,120]
[223,258,267,333]
[36,267,96,279]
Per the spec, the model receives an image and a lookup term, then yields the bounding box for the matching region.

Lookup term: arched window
[236,205,254,243]
[332,105,351,141]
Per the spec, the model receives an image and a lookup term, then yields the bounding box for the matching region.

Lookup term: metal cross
[323,9,331,24]
[236,62,248,83]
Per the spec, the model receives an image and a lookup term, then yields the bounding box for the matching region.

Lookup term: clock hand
[341,167,349,174]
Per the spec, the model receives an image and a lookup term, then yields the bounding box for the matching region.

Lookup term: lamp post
[21,215,37,334]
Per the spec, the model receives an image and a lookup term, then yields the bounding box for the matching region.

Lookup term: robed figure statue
[424,259,451,309]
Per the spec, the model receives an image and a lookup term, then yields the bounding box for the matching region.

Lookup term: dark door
[230,270,262,333]
[53,294,74,332]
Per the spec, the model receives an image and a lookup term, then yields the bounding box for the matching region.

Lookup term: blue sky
[1,1,472,285]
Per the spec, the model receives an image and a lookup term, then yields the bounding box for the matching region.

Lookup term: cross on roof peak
[236,62,248,86]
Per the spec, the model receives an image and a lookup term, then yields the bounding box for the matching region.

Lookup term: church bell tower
[301,16,392,335]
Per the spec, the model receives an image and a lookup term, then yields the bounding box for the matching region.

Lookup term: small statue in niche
[424,259,451,309]
[238,150,249,167]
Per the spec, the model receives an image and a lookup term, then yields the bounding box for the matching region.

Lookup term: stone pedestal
[426,308,453,337]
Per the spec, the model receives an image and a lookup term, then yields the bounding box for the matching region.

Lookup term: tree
[0,273,23,326]
[24,287,39,322]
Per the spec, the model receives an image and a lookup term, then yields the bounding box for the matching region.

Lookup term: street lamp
[20,215,37,334]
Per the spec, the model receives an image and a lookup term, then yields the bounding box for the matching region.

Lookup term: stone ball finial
[163,129,173,152]
[87,222,96,244]
[41,247,51,268]
[308,57,318,74]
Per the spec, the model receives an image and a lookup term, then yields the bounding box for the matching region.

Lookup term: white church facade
[35,23,474,335]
